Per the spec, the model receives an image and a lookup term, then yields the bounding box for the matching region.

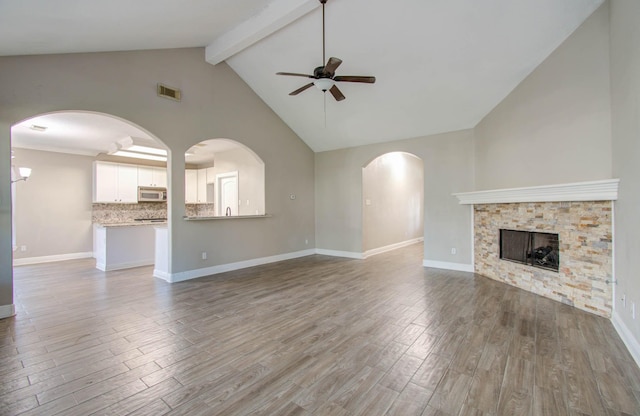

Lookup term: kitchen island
[94,221,165,271]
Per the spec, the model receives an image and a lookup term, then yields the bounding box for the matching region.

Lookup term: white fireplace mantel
[453,179,619,205]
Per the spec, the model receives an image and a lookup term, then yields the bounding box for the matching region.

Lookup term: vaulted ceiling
[1,0,604,152]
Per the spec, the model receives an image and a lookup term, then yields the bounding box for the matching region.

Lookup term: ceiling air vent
[157,83,181,102]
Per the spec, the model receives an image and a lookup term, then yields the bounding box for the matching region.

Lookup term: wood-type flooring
[2,243,640,415]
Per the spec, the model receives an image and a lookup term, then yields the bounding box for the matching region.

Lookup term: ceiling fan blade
[289,82,315,96]
[323,57,342,75]
[276,72,315,78]
[334,75,376,83]
[329,85,345,101]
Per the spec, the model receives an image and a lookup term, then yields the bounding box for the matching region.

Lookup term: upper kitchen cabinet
[185,168,210,203]
[93,161,138,203]
[185,169,198,203]
[138,166,167,188]
[196,168,208,203]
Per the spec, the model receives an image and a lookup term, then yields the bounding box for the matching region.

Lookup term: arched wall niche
[184,138,265,217]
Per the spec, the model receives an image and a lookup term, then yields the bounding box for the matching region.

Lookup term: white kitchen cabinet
[117,164,138,202]
[93,162,138,203]
[206,167,216,184]
[185,169,198,203]
[185,168,209,204]
[197,168,207,203]
[138,166,167,188]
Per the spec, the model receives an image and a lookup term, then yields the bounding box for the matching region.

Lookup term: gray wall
[611,0,640,352]
[363,152,424,252]
[12,148,93,260]
[316,129,474,264]
[474,4,612,189]
[0,48,315,311]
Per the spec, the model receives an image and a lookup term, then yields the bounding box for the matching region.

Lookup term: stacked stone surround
[474,201,613,318]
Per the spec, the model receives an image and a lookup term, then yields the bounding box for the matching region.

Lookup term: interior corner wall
[610,0,640,359]
[474,3,612,190]
[12,148,94,260]
[0,48,315,305]
[315,129,474,265]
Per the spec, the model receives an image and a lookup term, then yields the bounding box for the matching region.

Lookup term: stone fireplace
[455,180,619,318]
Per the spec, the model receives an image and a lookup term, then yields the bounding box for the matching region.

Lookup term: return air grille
[157,83,181,101]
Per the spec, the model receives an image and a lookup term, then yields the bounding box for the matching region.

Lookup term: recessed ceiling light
[29,124,47,132]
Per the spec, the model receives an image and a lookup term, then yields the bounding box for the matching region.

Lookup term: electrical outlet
[201,252,207,260]
[451,248,457,255]
[20,245,26,252]
[305,239,309,245]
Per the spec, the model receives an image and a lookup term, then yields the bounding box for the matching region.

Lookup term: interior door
[217,171,238,216]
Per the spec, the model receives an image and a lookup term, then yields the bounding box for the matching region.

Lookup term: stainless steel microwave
[138,187,167,202]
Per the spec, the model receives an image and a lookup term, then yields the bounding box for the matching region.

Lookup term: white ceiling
[1,0,604,153]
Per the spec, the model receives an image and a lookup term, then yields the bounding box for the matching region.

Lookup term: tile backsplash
[92,203,167,224]
[93,202,217,224]
[185,204,215,217]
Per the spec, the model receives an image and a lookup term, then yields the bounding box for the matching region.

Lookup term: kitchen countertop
[95,221,167,227]
[183,214,271,221]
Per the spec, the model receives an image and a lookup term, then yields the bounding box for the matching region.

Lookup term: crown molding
[453,179,619,205]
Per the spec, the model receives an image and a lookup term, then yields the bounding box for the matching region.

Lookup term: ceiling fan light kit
[314,78,334,91]
[276,0,375,102]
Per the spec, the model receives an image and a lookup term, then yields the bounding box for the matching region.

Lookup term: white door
[217,171,238,216]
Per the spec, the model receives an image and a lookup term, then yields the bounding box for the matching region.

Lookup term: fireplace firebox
[500,229,559,272]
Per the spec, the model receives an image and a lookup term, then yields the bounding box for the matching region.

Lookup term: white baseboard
[13,251,94,266]
[423,259,474,273]
[363,237,424,258]
[0,304,16,319]
[612,310,640,368]
[161,249,316,283]
[96,259,155,272]
[315,249,364,260]
[153,269,171,280]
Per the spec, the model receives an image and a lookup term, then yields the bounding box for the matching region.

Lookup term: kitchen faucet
[225,206,231,216]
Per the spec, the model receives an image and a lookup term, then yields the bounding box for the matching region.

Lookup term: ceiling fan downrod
[321,0,327,65]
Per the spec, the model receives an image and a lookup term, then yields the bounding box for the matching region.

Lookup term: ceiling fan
[276,0,375,102]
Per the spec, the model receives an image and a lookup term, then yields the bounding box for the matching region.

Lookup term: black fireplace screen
[500,229,559,272]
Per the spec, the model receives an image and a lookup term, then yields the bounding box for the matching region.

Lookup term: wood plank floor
[2,243,640,415]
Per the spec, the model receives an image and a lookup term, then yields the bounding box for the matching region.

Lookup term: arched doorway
[362,151,424,256]
[10,111,168,268]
